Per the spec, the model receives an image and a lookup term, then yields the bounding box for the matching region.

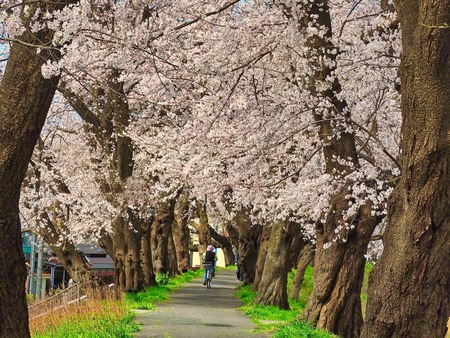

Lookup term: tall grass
[30,287,137,338]
[30,270,203,337]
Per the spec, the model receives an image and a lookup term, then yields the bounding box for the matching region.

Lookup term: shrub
[155,273,170,286]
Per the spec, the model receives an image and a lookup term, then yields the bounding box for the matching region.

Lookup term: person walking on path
[133,269,271,338]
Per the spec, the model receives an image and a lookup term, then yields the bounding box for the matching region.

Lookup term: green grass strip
[125,269,204,310]
[235,266,336,337]
[32,309,138,338]
[32,269,204,338]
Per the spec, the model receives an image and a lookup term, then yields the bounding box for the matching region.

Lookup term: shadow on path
[133,269,272,338]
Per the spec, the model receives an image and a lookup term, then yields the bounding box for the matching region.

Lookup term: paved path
[133,269,272,338]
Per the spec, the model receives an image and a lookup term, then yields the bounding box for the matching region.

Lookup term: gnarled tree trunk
[195,199,212,260]
[166,230,179,276]
[0,1,74,334]
[141,217,156,287]
[209,225,234,265]
[235,210,261,285]
[300,192,377,337]
[289,242,315,301]
[62,69,148,292]
[253,219,294,309]
[40,215,99,286]
[362,1,450,336]
[172,193,191,273]
[112,213,143,292]
[290,2,379,336]
[151,199,177,274]
[252,224,272,291]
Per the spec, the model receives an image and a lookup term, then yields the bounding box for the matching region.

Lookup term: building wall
[190,248,226,268]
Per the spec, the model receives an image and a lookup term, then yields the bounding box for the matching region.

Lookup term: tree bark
[0,2,74,335]
[209,225,234,265]
[362,1,450,336]
[63,74,147,292]
[252,224,272,291]
[151,199,177,274]
[289,242,315,301]
[141,217,157,287]
[224,221,240,248]
[234,210,261,285]
[98,232,114,259]
[112,212,143,292]
[300,192,377,337]
[166,229,179,276]
[195,199,212,260]
[253,219,294,309]
[40,215,99,286]
[290,2,378,336]
[172,193,191,273]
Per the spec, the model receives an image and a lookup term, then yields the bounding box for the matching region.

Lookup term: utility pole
[28,233,36,295]
[35,236,44,300]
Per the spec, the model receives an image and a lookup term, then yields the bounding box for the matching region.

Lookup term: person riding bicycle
[202,245,217,285]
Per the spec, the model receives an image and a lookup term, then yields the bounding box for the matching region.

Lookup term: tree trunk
[288,231,308,270]
[253,219,294,309]
[290,2,379,336]
[40,215,99,286]
[166,229,179,276]
[209,225,234,265]
[151,200,176,274]
[252,224,272,291]
[0,2,72,334]
[235,211,261,285]
[141,218,156,287]
[0,216,30,338]
[172,193,191,273]
[362,1,450,336]
[289,242,315,301]
[62,70,148,292]
[225,221,240,248]
[48,240,99,285]
[300,197,377,337]
[98,232,114,259]
[112,214,143,292]
[195,199,212,260]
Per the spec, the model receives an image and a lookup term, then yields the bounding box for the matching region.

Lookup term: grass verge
[31,269,204,338]
[126,269,203,310]
[31,290,137,338]
[236,264,372,337]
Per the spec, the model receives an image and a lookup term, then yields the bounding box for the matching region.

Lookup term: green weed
[126,269,203,310]
[274,320,336,338]
[155,272,170,286]
[236,263,371,337]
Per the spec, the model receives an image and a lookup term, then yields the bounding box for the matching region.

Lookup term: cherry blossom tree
[0,1,412,336]
[0,0,77,336]
[38,2,402,331]
[362,0,450,336]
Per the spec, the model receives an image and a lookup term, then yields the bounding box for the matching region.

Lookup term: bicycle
[203,262,213,289]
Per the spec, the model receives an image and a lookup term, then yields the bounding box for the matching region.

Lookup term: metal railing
[28,282,85,320]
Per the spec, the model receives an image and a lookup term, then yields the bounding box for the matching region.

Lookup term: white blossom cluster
[2,0,402,254]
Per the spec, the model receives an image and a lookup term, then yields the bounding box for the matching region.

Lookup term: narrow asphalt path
[133,269,272,338]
